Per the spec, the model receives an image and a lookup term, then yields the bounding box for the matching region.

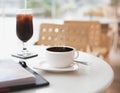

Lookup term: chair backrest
[35,23,67,46]
[64,20,111,61]
[64,21,102,49]
[64,23,90,51]
[35,21,111,60]
[35,23,91,51]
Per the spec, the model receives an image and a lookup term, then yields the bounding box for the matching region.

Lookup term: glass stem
[23,42,27,50]
[22,42,28,57]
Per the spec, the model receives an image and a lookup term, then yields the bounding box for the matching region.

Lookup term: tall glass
[16,9,33,44]
[15,9,37,58]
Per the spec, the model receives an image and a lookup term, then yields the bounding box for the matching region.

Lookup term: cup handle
[74,51,79,59]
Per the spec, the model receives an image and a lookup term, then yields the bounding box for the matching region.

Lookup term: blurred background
[0,0,120,44]
[0,0,119,18]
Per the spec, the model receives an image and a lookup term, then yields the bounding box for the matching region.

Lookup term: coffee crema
[47,47,73,52]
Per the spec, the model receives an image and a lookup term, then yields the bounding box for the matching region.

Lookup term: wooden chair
[64,23,90,52]
[35,23,90,51]
[64,20,111,61]
[34,23,67,46]
[35,21,111,61]
[64,21,102,50]
[35,21,101,51]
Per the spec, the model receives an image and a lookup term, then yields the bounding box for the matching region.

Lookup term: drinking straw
[25,0,27,9]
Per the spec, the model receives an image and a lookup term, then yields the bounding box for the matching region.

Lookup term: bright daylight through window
[0,0,120,47]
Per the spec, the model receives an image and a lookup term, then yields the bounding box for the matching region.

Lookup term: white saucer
[34,61,79,72]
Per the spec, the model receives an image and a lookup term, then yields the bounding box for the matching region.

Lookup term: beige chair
[64,21,102,50]
[35,23,90,51]
[64,23,91,51]
[64,20,111,61]
[35,21,102,51]
[35,22,111,61]
[34,23,67,46]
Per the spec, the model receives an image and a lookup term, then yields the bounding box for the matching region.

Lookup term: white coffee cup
[45,46,79,68]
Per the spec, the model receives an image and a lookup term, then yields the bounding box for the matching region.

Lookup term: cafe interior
[0,0,120,93]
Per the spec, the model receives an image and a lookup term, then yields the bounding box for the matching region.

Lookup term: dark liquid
[16,14,33,42]
[47,47,73,52]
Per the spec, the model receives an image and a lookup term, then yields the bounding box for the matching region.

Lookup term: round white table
[0,46,114,93]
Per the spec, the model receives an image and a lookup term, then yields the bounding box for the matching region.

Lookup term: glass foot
[11,53,38,59]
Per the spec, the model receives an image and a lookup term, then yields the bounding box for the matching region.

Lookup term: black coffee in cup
[47,47,73,52]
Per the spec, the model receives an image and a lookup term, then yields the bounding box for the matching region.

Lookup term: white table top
[0,46,114,93]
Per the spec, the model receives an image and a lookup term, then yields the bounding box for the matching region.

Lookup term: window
[0,0,116,46]
[0,0,113,18]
